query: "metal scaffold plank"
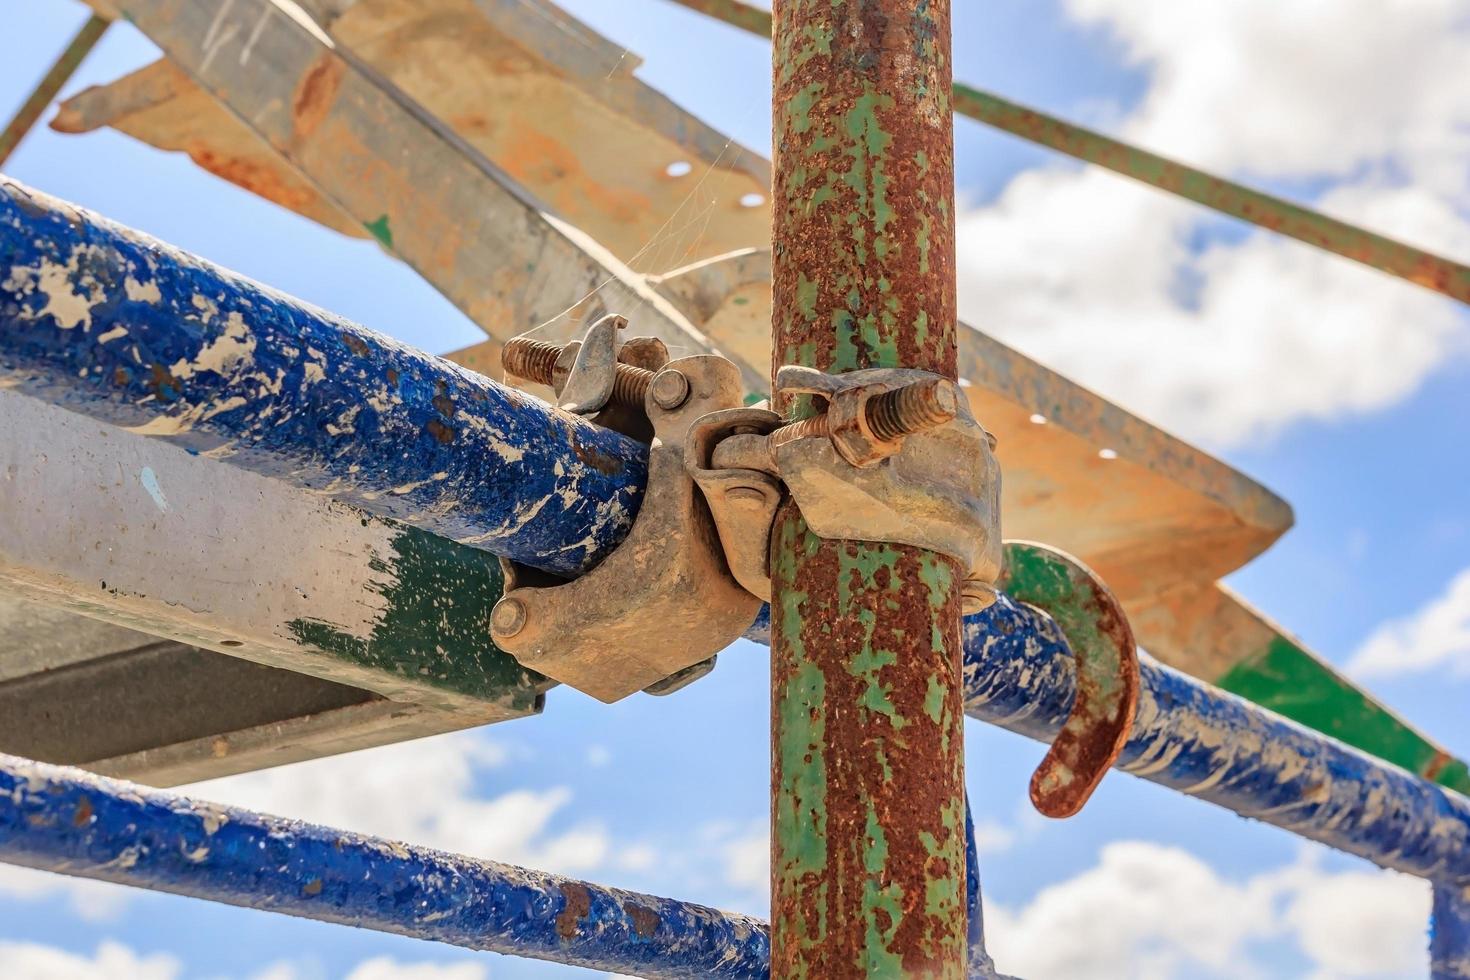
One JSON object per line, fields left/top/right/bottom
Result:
{"left": 84, "top": 0, "right": 766, "bottom": 392}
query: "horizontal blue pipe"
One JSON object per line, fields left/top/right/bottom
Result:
{"left": 5, "top": 179, "right": 1469, "bottom": 887}
{"left": 0, "top": 754, "right": 767, "bottom": 979}
{"left": 964, "top": 596, "right": 1470, "bottom": 883}
{"left": 0, "top": 178, "right": 646, "bottom": 577}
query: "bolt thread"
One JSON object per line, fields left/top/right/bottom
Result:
{"left": 502, "top": 338, "right": 654, "bottom": 409}
{"left": 765, "top": 378, "right": 958, "bottom": 456}
{"left": 767, "top": 414, "right": 829, "bottom": 457}
{"left": 501, "top": 338, "right": 561, "bottom": 385}
{"left": 613, "top": 364, "right": 655, "bottom": 407}
{"left": 866, "top": 378, "right": 959, "bottom": 441}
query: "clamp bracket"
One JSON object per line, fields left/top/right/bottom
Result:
{"left": 692, "top": 366, "right": 1003, "bottom": 611}
{"left": 493, "top": 329, "right": 760, "bottom": 703}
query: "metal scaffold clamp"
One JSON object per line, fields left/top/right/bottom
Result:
{"left": 491, "top": 316, "right": 762, "bottom": 703}
{"left": 689, "top": 364, "right": 1004, "bottom": 612}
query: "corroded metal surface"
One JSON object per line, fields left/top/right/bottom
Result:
{"left": 0, "top": 754, "right": 770, "bottom": 979}
{"left": 0, "top": 13, "right": 109, "bottom": 166}
{"left": 965, "top": 595, "right": 1470, "bottom": 883}
{"left": 666, "top": 0, "right": 1470, "bottom": 305}
{"left": 0, "top": 178, "right": 646, "bottom": 577}
{"left": 1435, "top": 883, "right": 1470, "bottom": 979}
{"left": 56, "top": 0, "right": 771, "bottom": 278}
{"left": 998, "top": 543, "right": 1138, "bottom": 818}
{"left": 769, "top": 0, "right": 968, "bottom": 975}
{"left": 493, "top": 355, "right": 761, "bottom": 702}
{"left": 648, "top": 251, "right": 1294, "bottom": 603}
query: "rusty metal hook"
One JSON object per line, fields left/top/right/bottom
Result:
{"left": 998, "top": 541, "right": 1140, "bottom": 819}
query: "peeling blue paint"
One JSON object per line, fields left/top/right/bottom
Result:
{"left": 963, "top": 594, "right": 1470, "bottom": 883}
{"left": 0, "top": 755, "right": 768, "bottom": 979}
{"left": 1433, "top": 883, "right": 1470, "bottom": 978}
{"left": 0, "top": 178, "right": 646, "bottom": 577}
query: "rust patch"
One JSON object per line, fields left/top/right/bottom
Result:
{"left": 555, "top": 882, "right": 591, "bottom": 941}
{"left": 999, "top": 542, "right": 1139, "bottom": 819}
{"left": 623, "top": 902, "right": 660, "bottom": 938}
{"left": 431, "top": 393, "right": 457, "bottom": 417}
{"left": 72, "top": 796, "right": 92, "bottom": 827}
{"left": 570, "top": 427, "right": 624, "bottom": 476}
{"left": 145, "top": 363, "right": 180, "bottom": 401}
{"left": 342, "top": 333, "right": 371, "bottom": 357}
{"left": 302, "top": 878, "right": 323, "bottom": 896}
{"left": 425, "top": 419, "right": 456, "bottom": 445}
{"left": 291, "top": 54, "right": 346, "bottom": 144}
{"left": 185, "top": 147, "right": 316, "bottom": 214}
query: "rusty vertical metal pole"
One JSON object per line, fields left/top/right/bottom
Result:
{"left": 770, "top": 2, "right": 966, "bottom": 976}
{"left": 0, "top": 14, "right": 110, "bottom": 168}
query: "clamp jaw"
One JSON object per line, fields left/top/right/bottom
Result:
{"left": 691, "top": 365, "right": 1003, "bottom": 612}
{"left": 492, "top": 326, "right": 761, "bottom": 704}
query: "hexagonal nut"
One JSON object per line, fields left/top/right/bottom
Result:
{"left": 827, "top": 385, "right": 903, "bottom": 468}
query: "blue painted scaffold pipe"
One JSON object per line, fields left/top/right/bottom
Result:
{"left": 965, "top": 597, "right": 1470, "bottom": 883}
{"left": 0, "top": 753, "right": 768, "bottom": 979}
{"left": 5, "top": 178, "right": 1470, "bottom": 888}
{"left": 1433, "top": 883, "right": 1470, "bottom": 979}
{"left": 0, "top": 178, "right": 646, "bottom": 578}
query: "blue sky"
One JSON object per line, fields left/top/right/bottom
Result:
{"left": 3, "top": 1, "right": 1470, "bottom": 977}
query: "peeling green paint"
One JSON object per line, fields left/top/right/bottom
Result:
{"left": 288, "top": 522, "right": 545, "bottom": 708}
{"left": 364, "top": 214, "right": 394, "bottom": 249}
{"left": 1218, "top": 636, "right": 1470, "bottom": 794}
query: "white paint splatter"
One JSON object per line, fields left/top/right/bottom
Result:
{"left": 139, "top": 467, "right": 169, "bottom": 513}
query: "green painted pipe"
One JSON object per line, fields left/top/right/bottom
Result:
{"left": 0, "top": 14, "right": 110, "bottom": 167}
{"left": 662, "top": 0, "right": 1470, "bottom": 306}
{"left": 769, "top": 0, "right": 969, "bottom": 974}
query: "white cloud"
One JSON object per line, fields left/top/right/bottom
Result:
{"left": 984, "top": 841, "right": 1427, "bottom": 980}
{"left": 1349, "top": 566, "right": 1470, "bottom": 678}
{"left": 0, "top": 940, "right": 488, "bottom": 980}
{"left": 0, "top": 863, "right": 132, "bottom": 922}
{"left": 192, "top": 732, "right": 608, "bottom": 876}
{"left": 957, "top": 0, "right": 1470, "bottom": 448}
{"left": 0, "top": 940, "right": 178, "bottom": 980}
{"left": 341, "top": 957, "right": 487, "bottom": 980}
{"left": 721, "top": 825, "right": 769, "bottom": 893}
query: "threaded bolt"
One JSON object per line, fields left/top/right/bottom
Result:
{"left": 502, "top": 337, "right": 656, "bottom": 410}
{"left": 867, "top": 377, "right": 959, "bottom": 442}
{"left": 767, "top": 377, "right": 960, "bottom": 459}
